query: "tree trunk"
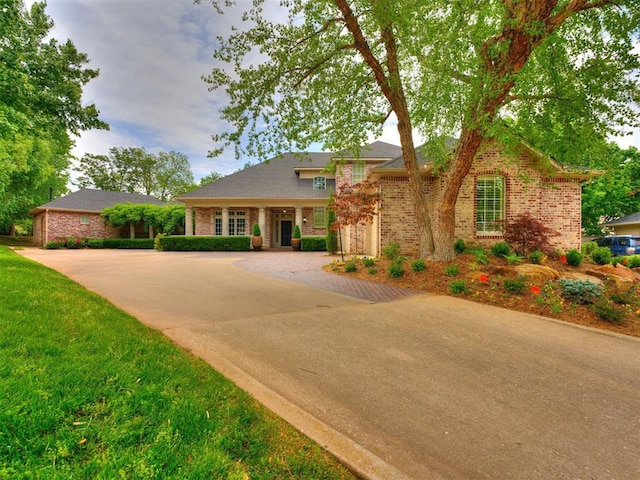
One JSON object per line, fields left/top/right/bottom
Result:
{"left": 431, "top": 128, "right": 484, "bottom": 261}
{"left": 396, "top": 109, "right": 433, "bottom": 258}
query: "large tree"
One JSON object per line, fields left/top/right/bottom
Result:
{"left": 75, "top": 147, "right": 196, "bottom": 201}
{"left": 202, "top": 0, "right": 640, "bottom": 260}
{"left": 582, "top": 144, "right": 640, "bottom": 234}
{"left": 0, "top": 0, "right": 107, "bottom": 233}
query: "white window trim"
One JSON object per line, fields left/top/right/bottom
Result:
{"left": 476, "top": 175, "right": 505, "bottom": 236}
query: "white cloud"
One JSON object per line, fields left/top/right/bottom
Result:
{"left": 42, "top": 0, "right": 247, "bottom": 179}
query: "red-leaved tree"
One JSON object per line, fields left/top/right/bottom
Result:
{"left": 330, "top": 181, "right": 381, "bottom": 255}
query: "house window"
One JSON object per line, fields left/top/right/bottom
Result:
{"left": 313, "top": 207, "right": 326, "bottom": 228}
{"left": 352, "top": 162, "right": 365, "bottom": 184}
{"left": 229, "top": 211, "right": 246, "bottom": 236}
{"left": 476, "top": 175, "right": 505, "bottom": 235}
{"left": 215, "top": 211, "right": 222, "bottom": 236}
{"left": 313, "top": 176, "right": 326, "bottom": 190}
{"left": 79, "top": 216, "right": 90, "bottom": 225}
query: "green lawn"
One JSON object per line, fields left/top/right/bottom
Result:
{"left": 0, "top": 247, "right": 355, "bottom": 479}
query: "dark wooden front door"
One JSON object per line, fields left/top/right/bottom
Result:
{"left": 281, "top": 220, "right": 292, "bottom": 247}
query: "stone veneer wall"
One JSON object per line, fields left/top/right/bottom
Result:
{"left": 34, "top": 211, "right": 121, "bottom": 246}
{"left": 379, "top": 146, "right": 584, "bottom": 256}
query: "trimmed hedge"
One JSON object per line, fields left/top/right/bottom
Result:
{"left": 301, "top": 236, "right": 326, "bottom": 251}
{"left": 102, "top": 238, "right": 155, "bottom": 249}
{"left": 158, "top": 235, "right": 251, "bottom": 251}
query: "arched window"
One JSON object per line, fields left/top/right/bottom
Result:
{"left": 476, "top": 175, "right": 505, "bottom": 235}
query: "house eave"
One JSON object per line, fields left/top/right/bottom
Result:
{"left": 29, "top": 207, "right": 103, "bottom": 217}
{"left": 176, "top": 196, "right": 329, "bottom": 208}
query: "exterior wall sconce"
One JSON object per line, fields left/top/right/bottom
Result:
{"left": 303, "top": 217, "right": 307, "bottom": 223}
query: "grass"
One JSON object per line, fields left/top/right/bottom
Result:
{"left": 0, "top": 247, "right": 354, "bottom": 479}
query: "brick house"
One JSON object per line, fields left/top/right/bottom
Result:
{"left": 30, "top": 189, "right": 166, "bottom": 247}
{"left": 177, "top": 140, "right": 594, "bottom": 255}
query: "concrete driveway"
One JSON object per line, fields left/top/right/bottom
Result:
{"left": 18, "top": 248, "right": 640, "bottom": 480}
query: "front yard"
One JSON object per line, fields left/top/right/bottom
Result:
{"left": 328, "top": 245, "right": 640, "bottom": 339}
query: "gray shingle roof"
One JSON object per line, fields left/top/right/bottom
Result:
{"left": 603, "top": 212, "right": 640, "bottom": 226}
{"left": 179, "top": 142, "right": 403, "bottom": 200}
{"left": 180, "top": 152, "right": 336, "bottom": 199}
{"left": 31, "top": 188, "right": 166, "bottom": 214}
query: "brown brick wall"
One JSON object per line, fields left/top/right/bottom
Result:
{"left": 379, "top": 146, "right": 583, "bottom": 256}
{"left": 35, "top": 211, "right": 121, "bottom": 246}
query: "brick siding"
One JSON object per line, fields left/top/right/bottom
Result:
{"left": 379, "top": 145, "right": 583, "bottom": 256}
{"left": 34, "top": 211, "right": 121, "bottom": 246}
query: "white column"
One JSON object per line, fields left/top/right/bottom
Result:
{"left": 258, "top": 208, "right": 266, "bottom": 246}
{"left": 222, "top": 207, "right": 229, "bottom": 236}
{"left": 185, "top": 207, "right": 193, "bottom": 236}
{"left": 129, "top": 223, "right": 135, "bottom": 239}
{"left": 148, "top": 225, "right": 154, "bottom": 239}
{"left": 295, "top": 207, "right": 303, "bottom": 232}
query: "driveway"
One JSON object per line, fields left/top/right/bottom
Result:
{"left": 18, "top": 248, "right": 640, "bottom": 480}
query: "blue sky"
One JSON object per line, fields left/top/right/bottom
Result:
{"left": 37, "top": 1, "right": 640, "bottom": 183}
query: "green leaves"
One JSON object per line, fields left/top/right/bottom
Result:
{"left": 75, "top": 148, "right": 196, "bottom": 201}
{"left": 0, "top": 0, "right": 107, "bottom": 232}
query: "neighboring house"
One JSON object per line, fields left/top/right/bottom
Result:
{"left": 177, "top": 140, "right": 595, "bottom": 256}
{"left": 601, "top": 212, "right": 640, "bottom": 235}
{"left": 30, "top": 189, "right": 166, "bottom": 247}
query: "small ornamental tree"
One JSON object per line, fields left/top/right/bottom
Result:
{"left": 504, "top": 213, "right": 559, "bottom": 256}
{"left": 325, "top": 204, "right": 338, "bottom": 254}
{"left": 330, "top": 181, "right": 381, "bottom": 255}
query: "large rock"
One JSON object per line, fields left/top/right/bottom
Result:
{"left": 513, "top": 264, "right": 559, "bottom": 284}
{"left": 585, "top": 264, "right": 636, "bottom": 295}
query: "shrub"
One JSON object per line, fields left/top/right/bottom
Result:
{"left": 325, "top": 208, "right": 338, "bottom": 254}
{"left": 449, "top": 280, "right": 469, "bottom": 294}
{"left": 528, "top": 250, "right": 545, "bottom": 265}
{"left": 565, "top": 249, "right": 583, "bottom": 267}
{"left": 102, "top": 238, "right": 155, "bottom": 249}
{"left": 627, "top": 255, "right": 640, "bottom": 269}
{"left": 504, "top": 213, "right": 559, "bottom": 255}
{"left": 158, "top": 235, "right": 250, "bottom": 251}
{"left": 503, "top": 277, "right": 526, "bottom": 294}
{"left": 292, "top": 224, "right": 301, "bottom": 239}
{"left": 592, "top": 298, "right": 625, "bottom": 324}
{"left": 558, "top": 279, "right": 603, "bottom": 304}
{"left": 367, "top": 268, "right": 378, "bottom": 275}
{"left": 411, "top": 259, "right": 426, "bottom": 272}
{"left": 382, "top": 241, "right": 401, "bottom": 261}
{"left": 444, "top": 265, "right": 459, "bottom": 276}
{"left": 472, "top": 247, "right": 489, "bottom": 265}
{"left": 45, "top": 239, "right": 65, "bottom": 249}
{"left": 252, "top": 223, "right": 261, "bottom": 236}
{"left": 362, "top": 257, "right": 375, "bottom": 267}
{"left": 388, "top": 259, "right": 405, "bottom": 278}
{"left": 86, "top": 238, "right": 105, "bottom": 249}
{"left": 491, "top": 241, "right": 511, "bottom": 257}
{"left": 301, "top": 237, "right": 326, "bottom": 251}
{"left": 344, "top": 261, "right": 357, "bottom": 273}
{"left": 453, "top": 238, "right": 467, "bottom": 254}
{"left": 503, "top": 252, "right": 524, "bottom": 265}
{"left": 581, "top": 241, "right": 598, "bottom": 256}
{"left": 65, "top": 237, "right": 85, "bottom": 249}
{"left": 591, "top": 247, "right": 612, "bottom": 265}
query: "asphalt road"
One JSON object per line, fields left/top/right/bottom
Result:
{"left": 18, "top": 248, "right": 640, "bottom": 480}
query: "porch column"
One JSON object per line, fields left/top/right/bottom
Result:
{"left": 185, "top": 206, "right": 193, "bottom": 236}
{"left": 129, "top": 223, "right": 135, "bottom": 239}
{"left": 295, "top": 207, "right": 303, "bottom": 232}
{"left": 222, "top": 207, "right": 229, "bottom": 236}
{"left": 258, "top": 208, "right": 267, "bottom": 247}
{"left": 148, "top": 225, "right": 154, "bottom": 239}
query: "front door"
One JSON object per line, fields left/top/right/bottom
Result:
{"left": 281, "top": 220, "right": 292, "bottom": 247}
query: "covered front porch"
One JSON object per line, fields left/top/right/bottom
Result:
{"left": 183, "top": 201, "right": 328, "bottom": 249}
